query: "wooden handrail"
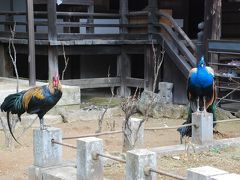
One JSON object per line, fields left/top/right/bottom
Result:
{"left": 157, "top": 11, "right": 196, "bottom": 53}
{"left": 127, "top": 11, "right": 148, "bottom": 16}
{"left": 0, "top": 11, "right": 26, "bottom": 15}
{"left": 57, "top": 12, "right": 120, "bottom": 18}
{"left": 154, "top": 23, "right": 196, "bottom": 67}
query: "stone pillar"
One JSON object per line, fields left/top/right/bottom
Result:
{"left": 77, "top": 137, "right": 103, "bottom": 180}
{"left": 187, "top": 166, "right": 228, "bottom": 180}
{"left": 191, "top": 112, "right": 213, "bottom": 145}
{"left": 123, "top": 117, "right": 145, "bottom": 152}
{"left": 126, "top": 149, "right": 157, "bottom": 180}
{"left": 158, "top": 82, "right": 173, "bottom": 104}
{"left": 33, "top": 127, "right": 62, "bottom": 167}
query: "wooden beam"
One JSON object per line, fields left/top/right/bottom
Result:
{"left": 5, "top": 0, "right": 13, "bottom": 32}
{"left": 203, "top": 0, "right": 222, "bottom": 60}
{"left": 27, "top": 0, "right": 36, "bottom": 86}
{"left": 61, "top": 0, "right": 94, "bottom": 5}
{"left": 48, "top": 46, "right": 58, "bottom": 78}
{"left": 34, "top": 0, "right": 94, "bottom": 5}
{"left": 126, "top": 77, "right": 144, "bottom": 88}
{"left": 0, "top": 44, "right": 12, "bottom": 77}
{"left": 148, "top": 0, "right": 158, "bottom": 39}
{"left": 48, "top": 0, "right": 57, "bottom": 41}
{"left": 47, "top": 0, "right": 58, "bottom": 78}
{"left": 86, "top": 4, "right": 94, "bottom": 33}
{"left": 119, "top": 0, "right": 128, "bottom": 34}
{"left": 117, "top": 50, "right": 131, "bottom": 97}
{"left": 62, "top": 77, "right": 120, "bottom": 89}
{"left": 144, "top": 46, "right": 154, "bottom": 91}
{"left": 56, "top": 12, "right": 120, "bottom": 18}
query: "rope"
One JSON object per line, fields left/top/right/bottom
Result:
{"left": 92, "top": 152, "right": 126, "bottom": 163}
{"left": 145, "top": 123, "right": 194, "bottom": 131}
{"left": 214, "top": 118, "right": 240, "bottom": 124}
{"left": 51, "top": 139, "right": 77, "bottom": 149}
{"left": 62, "top": 130, "right": 123, "bottom": 140}
{"left": 62, "top": 118, "right": 240, "bottom": 140}
{"left": 145, "top": 167, "right": 186, "bottom": 180}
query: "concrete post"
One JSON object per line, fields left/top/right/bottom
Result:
{"left": 192, "top": 112, "right": 213, "bottom": 145}
{"left": 77, "top": 137, "right": 103, "bottom": 180}
{"left": 126, "top": 149, "right": 157, "bottom": 180}
{"left": 123, "top": 117, "right": 145, "bottom": 152}
{"left": 33, "top": 127, "right": 62, "bottom": 167}
{"left": 158, "top": 82, "right": 173, "bottom": 104}
{"left": 187, "top": 166, "right": 228, "bottom": 180}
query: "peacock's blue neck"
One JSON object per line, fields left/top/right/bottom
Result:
{"left": 191, "top": 66, "right": 214, "bottom": 88}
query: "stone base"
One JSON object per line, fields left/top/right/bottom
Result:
{"left": 28, "top": 161, "right": 76, "bottom": 180}
{"left": 187, "top": 166, "right": 228, "bottom": 180}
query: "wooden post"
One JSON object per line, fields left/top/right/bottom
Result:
{"left": 0, "top": 45, "right": 12, "bottom": 77}
{"left": 203, "top": 0, "right": 222, "bottom": 60}
{"left": 117, "top": 50, "right": 131, "bottom": 97}
{"left": 48, "top": 0, "right": 58, "bottom": 78}
{"left": 86, "top": 4, "right": 94, "bottom": 34}
{"left": 148, "top": 0, "right": 158, "bottom": 39}
{"left": 196, "top": 22, "right": 204, "bottom": 62}
{"left": 119, "top": 0, "right": 128, "bottom": 36}
{"left": 144, "top": 47, "right": 154, "bottom": 91}
{"left": 5, "top": 0, "right": 13, "bottom": 31}
{"left": 27, "top": 0, "right": 36, "bottom": 86}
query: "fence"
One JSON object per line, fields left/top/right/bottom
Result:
{"left": 29, "top": 111, "right": 240, "bottom": 180}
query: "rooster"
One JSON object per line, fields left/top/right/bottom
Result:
{"left": 177, "top": 56, "right": 217, "bottom": 141}
{"left": 0, "top": 75, "right": 62, "bottom": 144}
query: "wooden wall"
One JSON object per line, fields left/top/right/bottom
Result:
{"left": 222, "top": 1, "right": 240, "bottom": 38}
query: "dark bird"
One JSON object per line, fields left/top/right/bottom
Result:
{"left": 0, "top": 75, "right": 62, "bottom": 144}
{"left": 177, "top": 56, "right": 217, "bottom": 142}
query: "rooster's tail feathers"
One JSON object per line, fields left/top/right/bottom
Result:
{"left": 6, "top": 111, "right": 22, "bottom": 145}
{"left": 0, "top": 92, "right": 25, "bottom": 114}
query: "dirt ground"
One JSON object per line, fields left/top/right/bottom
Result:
{"left": 0, "top": 105, "right": 240, "bottom": 180}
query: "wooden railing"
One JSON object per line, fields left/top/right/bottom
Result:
{"left": 61, "top": 77, "right": 144, "bottom": 89}
{"left": 0, "top": 11, "right": 150, "bottom": 40}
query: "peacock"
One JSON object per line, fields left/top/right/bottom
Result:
{"left": 177, "top": 56, "right": 217, "bottom": 141}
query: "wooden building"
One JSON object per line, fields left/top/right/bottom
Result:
{"left": 0, "top": 0, "right": 239, "bottom": 109}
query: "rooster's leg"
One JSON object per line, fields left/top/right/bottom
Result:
{"left": 197, "top": 97, "right": 200, "bottom": 112}
{"left": 40, "top": 118, "right": 45, "bottom": 130}
{"left": 203, "top": 97, "right": 207, "bottom": 113}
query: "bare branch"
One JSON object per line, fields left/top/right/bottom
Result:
{"left": 96, "top": 66, "right": 115, "bottom": 133}
{"left": 121, "top": 40, "right": 165, "bottom": 151}
{"left": 8, "top": 22, "right": 19, "bottom": 92}
{"left": 152, "top": 40, "right": 165, "bottom": 92}
{"left": 216, "top": 77, "right": 240, "bottom": 106}
{"left": 61, "top": 44, "right": 69, "bottom": 80}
